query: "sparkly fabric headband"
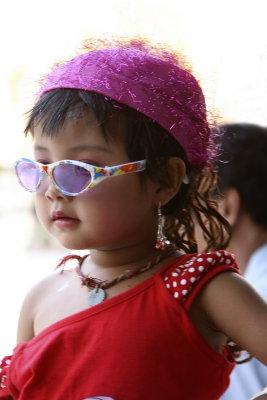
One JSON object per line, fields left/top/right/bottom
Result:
{"left": 40, "top": 41, "right": 214, "bottom": 169}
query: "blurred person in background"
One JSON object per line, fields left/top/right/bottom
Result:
{"left": 217, "top": 123, "right": 267, "bottom": 400}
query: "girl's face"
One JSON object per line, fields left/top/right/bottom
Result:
{"left": 33, "top": 109, "right": 159, "bottom": 251}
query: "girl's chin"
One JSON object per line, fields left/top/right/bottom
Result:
{"left": 54, "top": 236, "right": 92, "bottom": 251}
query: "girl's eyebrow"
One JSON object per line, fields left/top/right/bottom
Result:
{"left": 68, "top": 145, "right": 113, "bottom": 153}
{"left": 34, "top": 145, "right": 49, "bottom": 151}
{"left": 34, "top": 144, "right": 113, "bottom": 153}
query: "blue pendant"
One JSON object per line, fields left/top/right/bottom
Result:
{"left": 88, "top": 287, "right": 106, "bottom": 306}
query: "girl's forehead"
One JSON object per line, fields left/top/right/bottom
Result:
{"left": 34, "top": 109, "right": 102, "bottom": 141}
{"left": 34, "top": 106, "right": 125, "bottom": 143}
{"left": 33, "top": 114, "right": 127, "bottom": 160}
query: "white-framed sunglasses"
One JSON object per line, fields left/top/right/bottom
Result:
{"left": 14, "top": 158, "right": 146, "bottom": 196}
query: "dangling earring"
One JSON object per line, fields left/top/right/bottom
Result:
{"left": 155, "top": 203, "right": 170, "bottom": 250}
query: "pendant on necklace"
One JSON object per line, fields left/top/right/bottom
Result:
{"left": 88, "top": 287, "right": 106, "bottom": 306}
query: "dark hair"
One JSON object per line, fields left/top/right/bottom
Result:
{"left": 216, "top": 123, "right": 267, "bottom": 230}
{"left": 25, "top": 88, "right": 231, "bottom": 253}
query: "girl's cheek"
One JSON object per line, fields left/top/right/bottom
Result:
{"left": 76, "top": 181, "right": 109, "bottom": 199}
{"left": 77, "top": 189, "right": 93, "bottom": 199}
{"left": 33, "top": 193, "right": 44, "bottom": 211}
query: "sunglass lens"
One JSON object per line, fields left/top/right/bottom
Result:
{"left": 16, "top": 161, "right": 40, "bottom": 191}
{"left": 53, "top": 164, "right": 92, "bottom": 194}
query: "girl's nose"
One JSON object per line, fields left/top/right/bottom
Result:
{"left": 44, "top": 180, "right": 68, "bottom": 201}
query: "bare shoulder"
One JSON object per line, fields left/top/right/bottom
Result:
{"left": 199, "top": 271, "right": 267, "bottom": 364}
{"left": 16, "top": 270, "right": 71, "bottom": 344}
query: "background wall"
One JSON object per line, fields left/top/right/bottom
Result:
{"left": 1, "top": 0, "right": 267, "bottom": 357}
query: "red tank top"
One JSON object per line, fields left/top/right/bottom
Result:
{"left": 0, "top": 251, "right": 238, "bottom": 400}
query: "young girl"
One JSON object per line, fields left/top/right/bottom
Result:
{"left": 1, "top": 39, "right": 267, "bottom": 400}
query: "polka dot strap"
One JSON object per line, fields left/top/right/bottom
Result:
{"left": 162, "top": 250, "right": 238, "bottom": 308}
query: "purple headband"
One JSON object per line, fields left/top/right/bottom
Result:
{"left": 40, "top": 42, "right": 214, "bottom": 168}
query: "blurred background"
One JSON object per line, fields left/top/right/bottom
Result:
{"left": 1, "top": 0, "right": 267, "bottom": 358}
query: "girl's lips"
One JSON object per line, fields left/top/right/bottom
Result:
{"left": 53, "top": 217, "right": 80, "bottom": 228}
{"left": 52, "top": 211, "right": 71, "bottom": 220}
{"left": 51, "top": 211, "right": 80, "bottom": 228}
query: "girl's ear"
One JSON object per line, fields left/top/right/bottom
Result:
{"left": 217, "top": 187, "right": 241, "bottom": 227}
{"left": 154, "top": 157, "right": 186, "bottom": 206}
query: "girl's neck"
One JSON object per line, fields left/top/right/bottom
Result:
{"left": 82, "top": 243, "right": 178, "bottom": 277}
{"left": 91, "top": 243, "right": 160, "bottom": 266}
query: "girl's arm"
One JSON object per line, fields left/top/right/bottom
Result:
{"left": 201, "top": 271, "right": 267, "bottom": 365}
